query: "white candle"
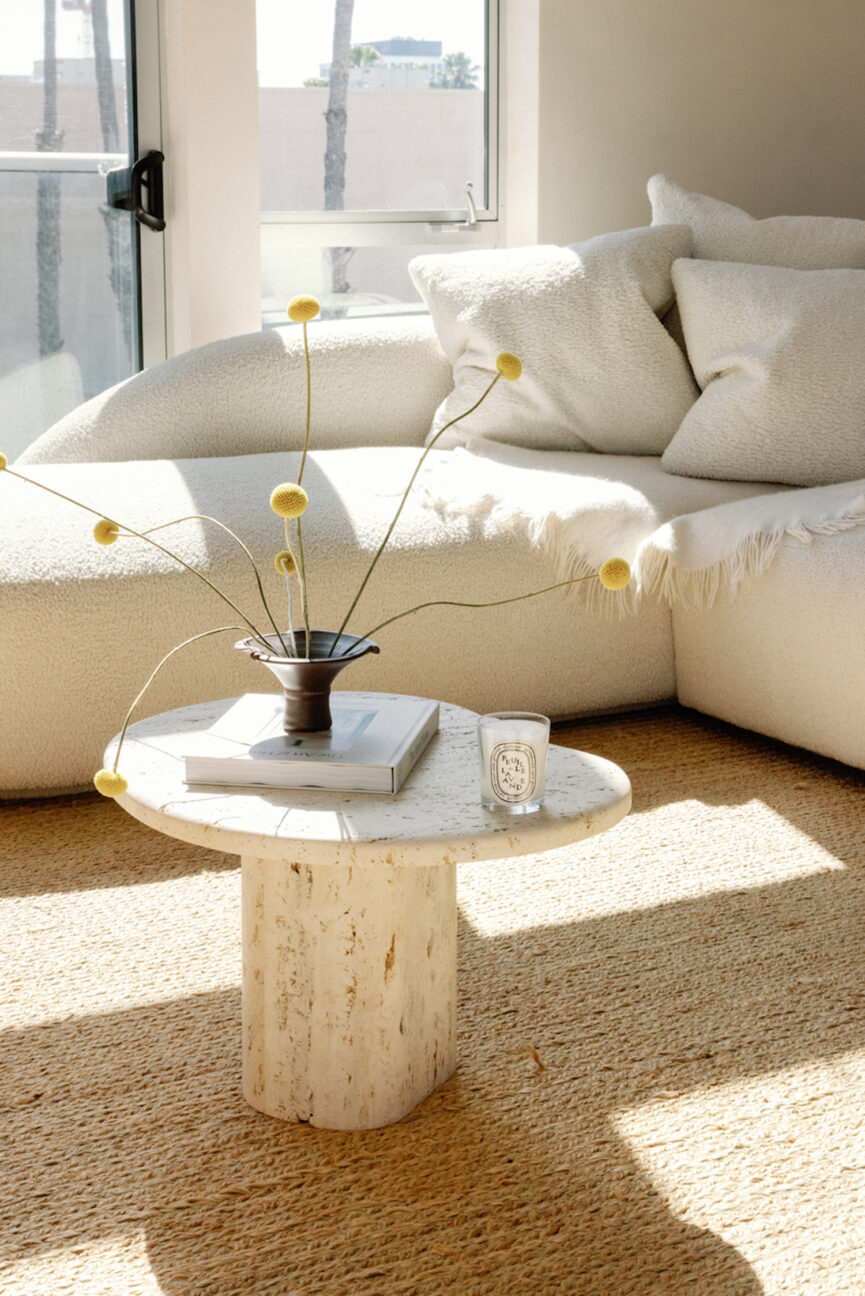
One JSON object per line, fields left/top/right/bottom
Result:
{"left": 478, "top": 712, "right": 550, "bottom": 813}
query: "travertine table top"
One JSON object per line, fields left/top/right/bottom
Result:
{"left": 108, "top": 693, "right": 631, "bottom": 866}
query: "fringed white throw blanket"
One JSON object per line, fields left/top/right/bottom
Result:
{"left": 422, "top": 438, "right": 865, "bottom": 615}
{"left": 639, "top": 481, "right": 865, "bottom": 609}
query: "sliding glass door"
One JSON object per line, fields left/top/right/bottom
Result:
{"left": 0, "top": 0, "right": 164, "bottom": 459}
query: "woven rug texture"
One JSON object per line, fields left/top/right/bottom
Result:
{"left": 1, "top": 705, "right": 864, "bottom": 1296}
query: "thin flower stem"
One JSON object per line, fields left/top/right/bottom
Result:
{"left": 287, "top": 518, "right": 311, "bottom": 658}
{"left": 4, "top": 468, "right": 273, "bottom": 651}
{"left": 109, "top": 625, "right": 249, "bottom": 773}
{"left": 348, "top": 573, "right": 602, "bottom": 650}
{"left": 289, "top": 317, "right": 313, "bottom": 657}
{"left": 140, "top": 514, "right": 288, "bottom": 654}
{"left": 298, "top": 320, "right": 312, "bottom": 486}
{"left": 283, "top": 570, "right": 298, "bottom": 657}
{"left": 328, "top": 371, "right": 502, "bottom": 655}
{"left": 295, "top": 516, "right": 312, "bottom": 657}
{"left": 276, "top": 530, "right": 300, "bottom": 656}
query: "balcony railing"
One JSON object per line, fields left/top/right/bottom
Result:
{"left": 0, "top": 150, "right": 125, "bottom": 174}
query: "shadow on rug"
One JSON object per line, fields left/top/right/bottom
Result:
{"left": 2, "top": 706, "right": 864, "bottom": 1294}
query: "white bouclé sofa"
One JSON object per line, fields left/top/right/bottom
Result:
{"left": 4, "top": 176, "right": 865, "bottom": 796}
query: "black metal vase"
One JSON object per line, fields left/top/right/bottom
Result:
{"left": 235, "top": 629, "right": 380, "bottom": 733}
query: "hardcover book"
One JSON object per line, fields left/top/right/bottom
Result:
{"left": 182, "top": 692, "right": 439, "bottom": 794}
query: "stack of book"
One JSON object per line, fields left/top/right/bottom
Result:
{"left": 182, "top": 692, "right": 439, "bottom": 794}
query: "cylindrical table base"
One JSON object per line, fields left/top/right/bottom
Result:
{"left": 241, "top": 853, "right": 457, "bottom": 1130}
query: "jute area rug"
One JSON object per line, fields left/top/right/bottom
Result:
{"left": 2, "top": 705, "right": 864, "bottom": 1296}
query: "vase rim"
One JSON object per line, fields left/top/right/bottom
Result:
{"left": 235, "top": 628, "right": 380, "bottom": 664}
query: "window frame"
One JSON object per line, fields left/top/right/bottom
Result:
{"left": 148, "top": 0, "right": 538, "bottom": 355}
{"left": 132, "top": 0, "right": 169, "bottom": 369}
{"left": 259, "top": 0, "right": 501, "bottom": 250}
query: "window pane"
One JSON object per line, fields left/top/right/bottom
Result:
{"left": 0, "top": 171, "right": 136, "bottom": 390}
{"left": 0, "top": 0, "right": 138, "bottom": 459}
{"left": 262, "top": 239, "right": 494, "bottom": 326}
{"left": 257, "top": 0, "right": 488, "bottom": 214}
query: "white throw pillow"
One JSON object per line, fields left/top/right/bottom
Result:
{"left": 662, "top": 258, "right": 865, "bottom": 487}
{"left": 648, "top": 173, "right": 865, "bottom": 268}
{"left": 409, "top": 226, "right": 698, "bottom": 454}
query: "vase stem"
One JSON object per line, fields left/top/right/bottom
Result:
{"left": 282, "top": 681, "right": 334, "bottom": 733}
{"left": 235, "top": 629, "right": 380, "bottom": 732}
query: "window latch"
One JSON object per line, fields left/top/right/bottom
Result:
{"left": 107, "top": 150, "right": 166, "bottom": 232}
{"left": 463, "top": 182, "right": 478, "bottom": 228}
{"left": 426, "top": 182, "right": 479, "bottom": 234}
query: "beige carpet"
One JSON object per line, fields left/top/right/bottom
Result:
{"left": 2, "top": 705, "right": 865, "bottom": 1296}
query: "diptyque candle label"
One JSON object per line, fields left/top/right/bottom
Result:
{"left": 490, "top": 741, "right": 538, "bottom": 803}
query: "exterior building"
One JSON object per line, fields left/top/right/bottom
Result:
{"left": 320, "top": 37, "right": 445, "bottom": 89}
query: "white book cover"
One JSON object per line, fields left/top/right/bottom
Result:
{"left": 182, "top": 693, "right": 439, "bottom": 794}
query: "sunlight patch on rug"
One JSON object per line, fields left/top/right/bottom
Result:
{"left": 611, "top": 1051, "right": 865, "bottom": 1296}
{"left": 2, "top": 871, "right": 240, "bottom": 1027}
{"left": 2, "top": 709, "right": 863, "bottom": 1296}
{"left": 458, "top": 800, "right": 846, "bottom": 938}
{"left": 0, "top": 1232, "right": 161, "bottom": 1296}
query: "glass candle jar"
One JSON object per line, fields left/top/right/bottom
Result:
{"left": 477, "top": 711, "right": 551, "bottom": 814}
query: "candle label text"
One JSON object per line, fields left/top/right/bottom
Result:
{"left": 490, "top": 742, "right": 537, "bottom": 803}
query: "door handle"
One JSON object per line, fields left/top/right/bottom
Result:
{"left": 107, "top": 150, "right": 165, "bottom": 232}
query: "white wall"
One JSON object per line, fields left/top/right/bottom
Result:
{"left": 537, "top": 0, "right": 865, "bottom": 244}
{"left": 160, "top": 0, "right": 262, "bottom": 353}
{"left": 501, "top": 0, "right": 540, "bottom": 247}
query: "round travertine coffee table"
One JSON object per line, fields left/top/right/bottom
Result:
{"left": 108, "top": 694, "right": 631, "bottom": 1130}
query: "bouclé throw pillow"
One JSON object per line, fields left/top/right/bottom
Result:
{"left": 409, "top": 226, "right": 699, "bottom": 454}
{"left": 648, "top": 173, "right": 865, "bottom": 268}
{"left": 662, "top": 258, "right": 865, "bottom": 487}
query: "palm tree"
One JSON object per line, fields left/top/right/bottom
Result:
{"left": 350, "top": 43, "right": 380, "bottom": 68}
{"left": 433, "top": 52, "right": 480, "bottom": 90}
{"left": 36, "top": 0, "right": 63, "bottom": 359}
{"left": 323, "top": 0, "right": 355, "bottom": 306}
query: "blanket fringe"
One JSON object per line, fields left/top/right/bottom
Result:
{"left": 422, "top": 486, "right": 638, "bottom": 620}
{"left": 636, "top": 500, "right": 865, "bottom": 612}
{"left": 533, "top": 515, "right": 638, "bottom": 620}
{"left": 423, "top": 453, "right": 865, "bottom": 618}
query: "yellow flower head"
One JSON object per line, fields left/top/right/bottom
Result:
{"left": 274, "top": 549, "right": 297, "bottom": 575}
{"left": 270, "top": 483, "right": 308, "bottom": 519}
{"left": 93, "top": 768, "right": 128, "bottom": 798}
{"left": 93, "top": 518, "right": 120, "bottom": 546}
{"left": 0, "top": 452, "right": 7, "bottom": 471}
{"left": 287, "top": 295, "right": 320, "bottom": 324}
{"left": 598, "top": 557, "right": 631, "bottom": 591}
{"left": 495, "top": 352, "right": 522, "bottom": 382}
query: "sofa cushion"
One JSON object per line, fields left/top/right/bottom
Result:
{"left": 0, "top": 447, "right": 685, "bottom": 794}
{"left": 672, "top": 527, "right": 865, "bottom": 771}
{"left": 662, "top": 259, "right": 865, "bottom": 487}
{"left": 409, "top": 227, "right": 699, "bottom": 456}
{"left": 648, "top": 173, "right": 865, "bottom": 268}
{"left": 0, "top": 446, "right": 775, "bottom": 795}
{"left": 17, "top": 316, "right": 452, "bottom": 466}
